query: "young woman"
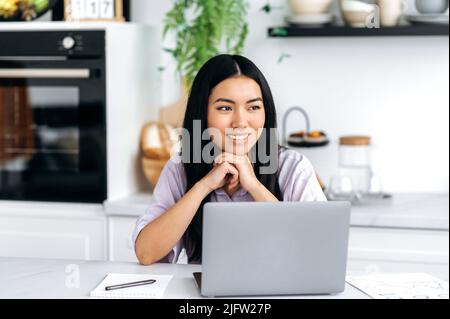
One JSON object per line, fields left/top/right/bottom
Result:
{"left": 133, "top": 54, "right": 326, "bottom": 265}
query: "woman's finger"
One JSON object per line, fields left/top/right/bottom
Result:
{"left": 215, "top": 152, "right": 243, "bottom": 166}
{"left": 214, "top": 154, "right": 224, "bottom": 165}
{"left": 223, "top": 162, "right": 239, "bottom": 184}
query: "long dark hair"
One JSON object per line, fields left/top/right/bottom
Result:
{"left": 182, "top": 54, "right": 283, "bottom": 263}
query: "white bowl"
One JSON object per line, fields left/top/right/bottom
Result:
{"left": 340, "top": 0, "right": 375, "bottom": 12}
{"left": 288, "top": 0, "right": 334, "bottom": 15}
{"left": 341, "top": 10, "right": 373, "bottom": 27}
{"left": 339, "top": 0, "right": 375, "bottom": 27}
{"left": 286, "top": 14, "right": 335, "bottom": 24}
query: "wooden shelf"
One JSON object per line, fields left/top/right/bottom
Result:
{"left": 268, "top": 25, "right": 449, "bottom": 37}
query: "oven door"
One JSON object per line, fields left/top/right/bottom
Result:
{"left": 0, "top": 59, "right": 106, "bottom": 203}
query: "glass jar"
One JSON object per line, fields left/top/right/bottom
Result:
{"left": 338, "top": 136, "right": 373, "bottom": 195}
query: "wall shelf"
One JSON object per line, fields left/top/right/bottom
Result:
{"left": 268, "top": 25, "right": 449, "bottom": 37}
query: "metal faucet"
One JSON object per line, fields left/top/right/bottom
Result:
{"left": 282, "top": 106, "right": 310, "bottom": 146}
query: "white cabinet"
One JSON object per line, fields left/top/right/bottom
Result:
{"left": 107, "top": 216, "right": 139, "bottom": 262}
{"left": 0, "top": 201, "right": 140, "bottom": 263}
{"left": 348, "top": 227, "right": 449, "bottom": 279}
{"left": 0, "top": 201, "right": 106, "bottom": 261}
{"left": 349, "top": 227, "right": 449, "bottom": 263}
{"left": 106, "top": 216, "right": 190, "bottom": 264}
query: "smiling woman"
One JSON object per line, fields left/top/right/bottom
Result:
{"left": 133, "top": 54, "right": 327, "bottom": 265}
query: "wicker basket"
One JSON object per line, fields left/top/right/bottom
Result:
{"left": 141, "top": 157, "right": 168, "bottom": 188}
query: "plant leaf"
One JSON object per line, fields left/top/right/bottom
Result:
{"left": 162, "top": 0, "right": 249, "bottom": 89}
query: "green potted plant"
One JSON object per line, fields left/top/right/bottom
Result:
{"left": 159, "top": 0, "right": 249, "bottom": 127}
{"left": 163, "top": 0, "right": 249, "bottom": 89}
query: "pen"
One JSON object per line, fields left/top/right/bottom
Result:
{"left": 105, "top": 279, "right": 156, "bottom": 291}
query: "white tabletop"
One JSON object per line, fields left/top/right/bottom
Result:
{"left": 0, "top": 257, "right": 371, "bottom": 299}
{"left": 2, "top": 257, "right": 450, "bottom": 299}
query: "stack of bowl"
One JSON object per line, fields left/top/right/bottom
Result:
{"left": 286, "top": 0, "right": 335, "bottom": 28}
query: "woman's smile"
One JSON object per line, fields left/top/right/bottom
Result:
{"left": 226, "top": 132, "right": 251, "bottom": 143}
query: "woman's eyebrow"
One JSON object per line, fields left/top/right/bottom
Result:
{"left": 213, "top": 97, "right": 263, "bottom": 104}
{"left": 246, "top": 97, "right": 263, "bottom": 104}
{"left": 213, "top": 98, "right": 235, "bottom": 104}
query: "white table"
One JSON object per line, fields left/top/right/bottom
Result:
{"left": 0, "top": 257, "right": 366, "bottom": 299}
{"left": 1, "top": 257, "right": 448, "bottom": 299}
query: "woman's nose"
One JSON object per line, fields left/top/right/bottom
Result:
{"left": 231, "top": 108, "right": 248, "bottom": 128}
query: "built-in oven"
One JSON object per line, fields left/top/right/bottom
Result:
{"left": 0, "top": 31, "right": 107, "bottom": 203}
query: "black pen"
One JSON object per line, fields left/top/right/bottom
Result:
{"left": 105, "top": 279, "right": 156, "bottom": 291}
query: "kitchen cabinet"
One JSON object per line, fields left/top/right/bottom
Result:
{"left": 0, "top": 201, "right": 106, "bottom": 260}
{"left": 107, "top": 216, "right": 138, "bottom": 263}
{"left": 349, "top": 227, "right": 448, "bottom": 264}
{"left": 347, "top": 227, "right": 449, "bottom": 279}
{"left": 0, "top": 201, "right": 138, "bottom": 263}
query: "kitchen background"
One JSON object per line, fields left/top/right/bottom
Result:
{"left": 0, "top": 0, "right": 448, "bottom": 274}
{"left": 131, "top": 0, "right": 449, "bottom": 194}
{"left": 17, "top": 0, "right": 449, "bottom": 194}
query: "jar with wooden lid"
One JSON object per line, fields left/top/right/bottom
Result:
{"left": 338, "top": 136, "right": 373, "bottom": 195}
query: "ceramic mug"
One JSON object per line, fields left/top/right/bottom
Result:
{"left": 376, "top": 0, "right": 407, "bottom": 26}
{"left": 415, "top": 0, "right": 449, "bottom": 14}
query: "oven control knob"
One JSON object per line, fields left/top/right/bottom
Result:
{"left": 62, "top": 36, "right": 76, "bottom": 50}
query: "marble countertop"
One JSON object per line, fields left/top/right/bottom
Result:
{"left": 349, "top": 193, "right": 449, "bottom": 230}
{"left": 2, "top": 256, "right": 449, "bottom": 299}
{"left": 0, "top": 257, "right": 369, "bottom": 299}
{"left": 104, "top": 193, "right": 449, "bottom": 231}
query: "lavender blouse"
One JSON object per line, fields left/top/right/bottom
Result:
{"left": 132, "top": 149, "right": 327, "bottom": 263}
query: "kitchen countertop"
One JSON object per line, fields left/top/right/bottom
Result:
{"left": 0, "top": 257, "right": 366, "bottom": 299}
{"left": 104, "top": 193, "right": 449, "bottom": 231}
{"left": 2, "top": 256, "right": 448, "bottom": 299}
{"left": 0, "top": 257, "right": 409, "bottom": 299}
{"left": 349, "top": 193, "right": 449, "bottom": 230}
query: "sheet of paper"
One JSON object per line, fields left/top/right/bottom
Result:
{"left": 90, "top": 273, "right": 173, "bottom": 298}
{"left": 347, "top": 273, "right": 449, "bottom": 299}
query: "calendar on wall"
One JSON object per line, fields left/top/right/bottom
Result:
{"left": 64, "top": 0, "right": 124, "bottom": 21}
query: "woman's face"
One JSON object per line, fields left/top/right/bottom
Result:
{"left": 207, "top": 76, "right": 266, "bottom": 155}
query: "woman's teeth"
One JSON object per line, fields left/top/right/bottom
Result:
{"left": 227, "top": 134, "right": 250, "bottom": 140}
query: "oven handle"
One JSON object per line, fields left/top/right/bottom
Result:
{"left": 0, "top": 68, "right": 90, "bottom": 79}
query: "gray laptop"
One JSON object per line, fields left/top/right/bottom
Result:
{"left": 194, "top": 201, "right": 351, "bottom": 297}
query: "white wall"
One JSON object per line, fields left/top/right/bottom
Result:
{"left": 131, "top": 0, "right": 449, "bottom": 194}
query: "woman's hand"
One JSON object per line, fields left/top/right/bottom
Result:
{"left": 214, "top": 152, "right": 279, "bottom": 202}
{"left": 214, "top": 152, "right": 261, "bottom": 193}
{"left": 199, "top": 161, "right": 239, "bottom": 194}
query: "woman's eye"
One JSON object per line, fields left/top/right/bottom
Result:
{"left": 249, "top": 105, "right": 261, "bottom": 111}
{"left": 217, "top": 106, "right": 232, "bottom": 111}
